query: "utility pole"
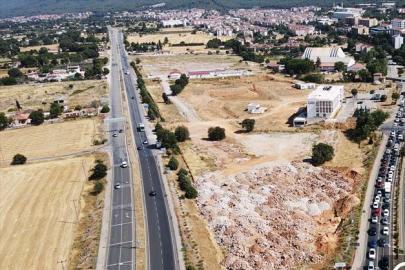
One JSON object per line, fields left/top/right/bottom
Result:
{"left": 57, "top": 260, "right": 67, "bottom": 270}
{"left": 71, "top": 199, "right": 79, "bottom": 222}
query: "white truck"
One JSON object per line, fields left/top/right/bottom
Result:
{"left": 138, "top": 123, "right": 145, "bottom": 131}
{"left": 384, "top": 182, "right": 391, "bottom": 194}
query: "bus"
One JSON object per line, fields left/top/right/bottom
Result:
{"left": 139, "top": 123, "right": 145, "bottom": 132}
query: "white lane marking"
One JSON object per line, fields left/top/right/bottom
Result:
{"left": 107, "top": 260, "right": 133, "bottom": 267}
{"left": 111, "top": 222, "right": 133, "bottom": 227}
{"left": 110, "top": 240, "right": 133, "bottom": 246}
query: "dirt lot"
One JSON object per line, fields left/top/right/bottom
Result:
{"left": 0, "top": 80, "right": 108, "bottom": 112}
{"left": 19, "top": 43, "right": 59, "bottom": 52}
{"left": 0, "top": 119, "right": 99, "bottom": 162}
{"left": 0, "top": 156, "right": 94, "bottom": 270}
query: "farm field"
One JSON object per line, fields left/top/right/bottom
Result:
{"left": 0, "top": 119, "right": 99, "bottom": 162}
{"left": 0, "top": 156, "right": 94, "bottom": 270}
{"left": 19, "top": 43, "right": 59, "bottom": 52}
{"left": 0, "top": 80, "right": 108, "bottom": 112}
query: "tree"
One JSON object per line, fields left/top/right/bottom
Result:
{"left": 136, "top": 58, "right": 141, "bottom": 64}
{"left": 50, "top": 103, "right": 63, "bottom": 116}
{"left": 170, "top": 84, "right": 183, "bottom": 95}
{"left": 208, "top": 126, "right": 226, "bottom": 141}
{"left": 312, "top": 143, "right": 334, "bottom": 166}
{"left": 168, "top": 157, "right": 179, "bottom": 170}
{"left": 8, "top": 68, "right": 23, "bottom": 78}
{"left": 185, "top": 186, "right": 198, "bottom": 199}
{"left": 175, "top": 125, "right": 190, "bottom": 142}
{"left": 74, "top": 72, "right": 83, "bottom": 79}
{"left": 11, "top": 154, "right": 27, "bottom": 165}
{"left": 89, "top": 161, "right": 107, "bottom": 180}
{"left": 392, "top": 92, "right": 400, "bottom": 101}
{"left": 160, "top": 129, "right": 178, "bottom": 149}
{"left": 162, "top": 93, "right": 171, "bottom": 104}
{"left": 101, "top": 105, "right": 110, "bottom": 113}
{"left": 102, "top": 68, "right": 110, "bottom": 75}
{"left": 29, "top": 110, "right": 44, "bottom": 125}
{"left": 334, "top": 61, "right": 346, "bottom": 72}
{"left": 69, "top": 84, "right": 74, "bottom": 89}
{"left": 2, "top": 77, "right": 17, "bottom": 85}
{"left": 92, "top": 181, "right": 104, "bottom": 196}
{"left": 241, "top": 119, "right": 255, "bottom": 132}
{"left": 16, "top": 100, "right": 22, "bottom": 110}
{"left": 0, "top": 112, "right": 11, "bottom": 130}
{"left": 380, "top": 95, "right": 387, "bottom": 102}
{"left": 351, "top": 88, "right": 358, "bottom": 97}
{"left": 358, "top": 69, "right": 372, "bottom": 82}
{"left": 315, "top": 57, "right": 321, "bottom": 69}
{"left": 164, "top": 37, "right": 169, "bottom": 45}
{"left": 155, "top": 122, "right": 164, "bottom": 138}
{"left": 398, "top": 68, "right": 404, "bottom": 77}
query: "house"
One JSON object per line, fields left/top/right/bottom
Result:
{"left": 11, "top": 110, "right": 33, "bottom": 126}
{"left": 247, "top": 103, "right": 267, "bottom": 114}
{"left": 301, "top": 47, "right": 355, "bottom": 70}
{"left": 53, "top": 96, "right": 67, "bottom": 104}
{"left": 351, "top": 25, "right": 369, "bottom": 35}
{"left": 358, "top": 17, "right": 378, "bottom": 27}
{"left": 355, "top": 43, "right": 374, "bottom": 53}
{"left": 374, "top": 73, "right": 386, "bottom": 82}
{"left": 391, "top": 18, "right": 405, "bottom": 29}
{"left": 294, "top": 83, "right": 316, "bottom": 90}
{"left": 307, "top": 85, "right": 345, "bottom": 118}
{"left": 168, "top": 69, "right": 182, "bottom": 80}
{"left": 346, "top": 62, "right": 366, "bottom": 72}
{"left": 82, "top": 108, "right": 95, "bottom": 116}
{"left": 65, "top": 111, "right": 81, "bottom": 119}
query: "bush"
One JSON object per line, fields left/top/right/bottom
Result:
{"left": 178, "top": 168, "right": 188, "bottom": 176}
{"left": 29, "top": 110, "right": 45, "bottom": 125}
{"left": 208, "top": 126, "right": 226, "bottom": 141}
{"left": 179, "top": 175, "right": 191, "bottom": 190}
{"left": 11, "top": 153, "right": 27, "bottom": 165}
{"left": 175, "top": 125, "right": 190, "bottom": 142}
{"left": 101, "top": 105, "right": 110, "bottom": 113}
{"left": 312, "top": 143, "right": 334, "bottom": 166}
{"left": 241, "top": 119, "right": 255, "bottom": 132}
{"left": 380, "top": 95, "right": 387, "bottom": 102}
{"left": 92, "top": 181, "right": 104, "bottom": 195}
{"left": 89, "top": 160, "right": 107, "bottom": 180}
{"left": 185, "top": 186, "right": 198, "bottom": 199}
{"left": 168, "top": 157, "right": 179, "bottom": 170}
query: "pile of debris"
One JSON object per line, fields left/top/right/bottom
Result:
{"left": 195, "top": 161, "right": 356, "bottom": 270}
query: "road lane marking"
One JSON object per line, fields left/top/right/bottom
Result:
{"left": 111, "top": 222, "right": 133, "bottom": 227}
{"left": 109, "top": 240, "right": 133, "bottom": 246}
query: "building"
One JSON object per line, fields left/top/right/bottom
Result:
{"left": 355, "top": 43, "right": 374, "bottom": 53}
{"left": 345, "top": 16, "right": 359, "bottom": 26}
{"left": 294, "top": 83, "right": 316, "bottom": 90}
{"left": 168, "top": 69, "right": 182, "bottom": 80}
{"left": 11, "top": 110, "right": 33, "bottom": 126}
{"left": 65, "top": 111, "right": 81, "bottom": 119}
{"left": 289, "top": 25, "right": 315, "bottom": 36}
{"left": 301, "top": 47, "right": 356, "bottom": 70}
{"left": 391, "top": 18, "right": 405, "bottom": 29}
{"left": 53, "top": 96, "right": 66, "bottom": 104}
{"left": 351, "top": 25, "right": 369, "bottom": 35}
{"left": 333, "top": 8, "right": 363, "bottom": 20}
{"left": 390, "top": 27, "right": 405, "bottom": 36}
{"left": 307, "top": 85, "right": 345, "bottom": 118}
{"left": 161, "top": 19, "right": 187, "bottom": 27}
{"left": 392, "top": 35, "right": 404, "bottom": 49}
{"left": 346, "top": 62, "right": 366, "bottom": 72}
{"left": 358, "top": 17, "right": 378, "bottom": 27}
{"left": 247, "top": 103, "right": 267, "bottom": 114}
{"left": 370, "top": 26, "right": 390, "bottom": 35}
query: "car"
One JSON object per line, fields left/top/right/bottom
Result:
{"left": 376, "top": 177, "right": 383, "bottom": 183}
{"left": 382, "top": 226, "right": 389, "bottom": 235}
{"left": 399, "top": 134, "right": 403, "bottom": 140}
{"left": 386, "top": 176, "right": 393, "bottom": 182}
{"left": 372, "top": 201, "right": 379, "bottom": 209}
{"left": 368, "top": 248, "right": 376, "bottom": 259}
{"left": 377, "top": 190, "right": 382, "bottom": 196}
{"left": 113, "top": 133, "right": 118, "bottom": 137}
{"left": 121, "top": 161, "right": 128, "bottom": 168}
{"left": 380, "top": 170, "right": 386, "bottom": 177}
{"left": 371, "top": 216, "right": 378, "bottom": 223}
{"left": 369, "top": 227, "right": 377, "bottom": 236}
{"left": 383, "top": 209, "right": 389, "bottom": 217}
{"left": 369, "top": 238, "right": 377, "bottom": 247}
{"left": 374, "top": 195, "right": 381, "bottom": 203}
{"left": 394, "top": 122, "right": 398, "bottom": 126}
{"left": 382, "top": 203, "right": 390, "bottom": 210}
{"left": 380, "top": 256, "right": 389, "bottom": 269}
{"left": 373, "top": 209, "right": 380, "bottom": 216}
{"left": 378, "top": 238, "right": 386, "bottom": 247}
{"left": 131, "top": 96, "right": 134, "bottom": 99}
{"left": 381, "top": 217, "right": 389, "bottom": 225}
{"left": 389, "top": 165, "right": 395, "bottom": 171}
{"left": 376, "top": 182, "right": 383, "bottom": 188}
{"left": 368, "top": 260, "right": 375, "bottom": 270}
{"left": 391, "top": 157, "right": 397, "bottom": 162}
{"left": 384, "top": 198, "right": 391, "bottom": 203}
{"left": 149, "top": 190, "right": 157, "bottom": 196}
{"left": 388, "top": 172, "right": 393, "bottom": 178}
{"left": 137, "top": 146, "right": 142, "bottom": 150}
{"left": 382, "top": 161, "right": 387, "bottom": 167}
{"left": 114, "top": 183, "right": 121, "bottom": 189}
{"left": 143, "top": 140, "right": 148, "bottom": 144}
{"left": 119, "top": 129, "right": 123, "bottom": 133}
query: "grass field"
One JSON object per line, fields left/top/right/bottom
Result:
{"left": 0, "top": 119, "right": 99, "bottom": 162}
{"left": 127, "top": 32, "right": 232, "bottom": 46}
{"left": 19, "top": 44, "right": 59, "bottom": 52}
{"left": 0, "top": 156, "right": 94, "bottom": 270}
{"left": 0, "top": 80, "right": 108, "bottom": 112}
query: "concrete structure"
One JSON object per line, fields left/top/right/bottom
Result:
{"left": 351, "top": 25, "right": 369, "bottom": 35}
{"left": 358, "top": 17, "right": 378, "bottom": 27}
{"left": 392, "top": 35, "right": 404, "bottom": 49}
{"left": 294, "top": 82, "right": 316, "bottom": 89}
{"left": 347, "top": 62, "right": 366, "bottom": 72}
{"left": 65, "top": 111, "right": 80, "bottom": 118}
{"left": 293, "top": 107, "right": 308, "bottom": 127}
{"left": 307, "top": 85, "right": 344, "bottom": 118}
{"left": 168, "top": 69, "right": 182, "bottom": 80}
{"left": 355, "top": 43, "right": 374, "bottom": 53}
{"left": 345, "top": 16, "right": 359, "bottom": 26}
{"left": 161, "top": 19, "right": 187, "bottom": 27}
{"left": 391, "top": 18, "right": 405, "bottom": 29}
{"left": 187, "top": 68, "right": 252, "bottom": 79}
{"left": 11, "top": 110, "right": 33, "bottom": 127}
{"left": 301, "top": 47, "right": 355, "bottom": 70}
{"left": 333, "top": 8, "right": 363, "bottom": 20}
{"left": 53, "top": 96, "right": 67, "bottom": 104}
{"left": 247, "top": 103, "right": 267, "bottom": 114}
{"left": 357, "top": 100, "right": 378, "bottom": 110}
{"left": 370, "top": 26, "right": 390, "bottom": 35}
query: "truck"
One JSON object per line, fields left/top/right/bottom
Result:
{"left": 138, "top": 123, "right": 145, "bottom": 132}
{"left": 384, "top": 182, "right": 391, "bottom": 194}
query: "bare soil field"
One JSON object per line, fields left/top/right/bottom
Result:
{"left": 0, "top": 119, "right": 99, "bottom": 162}
{"left": 0, "top": 80, "right": 108, "bottom": 112}
{"left": 19, "top": 43, "right": 59, "bottom": 52}
{"left": 0, "top": 156, "right": 94, "bottom": 270}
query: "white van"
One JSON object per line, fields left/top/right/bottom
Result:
{"left": 121, "top": 161, "right": 128, "bottom": 168}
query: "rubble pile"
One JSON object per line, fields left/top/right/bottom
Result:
{"left": 195, "top": 161, "right": 355, "bottom": 270}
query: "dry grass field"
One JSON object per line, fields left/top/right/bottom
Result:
{"left": 0, "top": 119, "right": 99, "bottom": 162}
{"left": 0, "top": 80, "right": 108, "bottom": 112}
{"left": 0, "top": 156, "right": 94, "bottom": 270}
{"left": 19, "top": 43, "right": 59, "bottom": 52}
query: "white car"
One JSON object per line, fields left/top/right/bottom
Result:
{"left": 372, "top": 201, "right": 379, "bottom": 209}
{"left": 377, "top": 190, "right": 382, "bottom": 196}
{"left": 368, "top": 248, "right": 376, "bottom": 259}
{"left": 383, "top": 209, "right": 389, "bottom": 217}
{"left": 382, "top": 226, "right": 389, "bottom": 235}
{"left": 376, "top": 177, "right": 383, "bottom": 183}
{"left": 368, "top": 260, "right": 374, "bottom": 270}
{"left": 388, "top": 172, "right": 394, "bottom": 178}
{"left": 371, "top": 216, "right": 378, "bottom": 224}
{"left": 394, "top": 122, "right": 398, "bottom": 126}
{"left": 121, "top": 161, "right": 128, "bottom": 168}
{"left": 114, "top": 183, "right": 121, "bottom": 189}
{"left": 387, "top": 176, "right": 393, "bottom": 182}
{"left": 113, "top": 133, "right": 118, "bottom": 137}
{"left": 375, "top": 195, "right": 381, "bottom": 202}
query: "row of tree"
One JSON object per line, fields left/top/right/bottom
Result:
{"left": 351, "top": 109, "right": 389, "bottom": 143}
{"left": 176, "top": 168, "right": 198, "bottom": 199}
{"left": 170, "top": 74, "right": 189, "bottom": 96}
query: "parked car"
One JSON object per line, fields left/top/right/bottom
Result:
{"left": 376, "top": 182, "right": 383, "bottom": 188}
{"left": 371, "top": 216, "right": 378, "bottom": 224}
{"left": 382, "top": 203, "right": 390, "bottom": 210}
{"left": 378, "top": 238, "right": 386, "bottom": 247}
{"left": 372, "top": 201, "right": 379, "bottom": 209}
{"left": 369, "top": 238, "right": 377, "bottom": 248}
{"left": 373, "top": 209, "right": 381, "bottom": 216}
{"left": 376, "top": 177, "right": 383, "bottom": 183}
{"left": 368, "top": 248, "right": 376, "bottom": 259}
{"left": 382, "top": 226, "right": 389, "bottom": 235}
{"left": 383, "top": 209, "right": 389, "bottom": 217}
{"left": 369, "top": 227, "right": 377, "bottom": 236}
{"left": 374, "top": 195, "right": 381, "bottom": 203}
{"left": 368, "top": 260, "right": 375, "bottom": 270}
{"left": 381, "top": 217, "right": 389, "bottom": 225}
{"left": 380, "top": 256, "right": 389, "bottom": 269}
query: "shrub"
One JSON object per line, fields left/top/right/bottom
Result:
{"left": 175, "top": 125, "right": 190, "bottom": 142}
{"left": 208, "top": 126, "right": 226, "bottom": 141}
{"left": 185, "top": 186, "right": 198, "bottom": 199}
{"left": 29, "top": 110, "right": 45, "bottom": 125}
{"left": 101, "top": 105, "right": 110, "bottom": 113}
{"left": 168, "top": 157, "right": 179, "bottom": 170}
{"left": 89, "top": 160, "right": 107, "bottom": 180}
{"left": 241, "top": 119, "right": 255, "bottom": 132}
{"left": 380, "top": 95, "right": 387, "bottom": 102}
{"left": 92, "top": 181, "right": 104, "bottom": 195}
{"left": 11, "top": 154, "right": 27, "bottom": 165}
{"left": 312, "top": 143, "right": 334, "bottom": 166}
{"left": 178, "top": 168, "right": 188, "bottom": 176}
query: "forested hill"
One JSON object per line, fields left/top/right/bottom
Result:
{"left": 0, "top": 0, "right": 356, "bottom": 19}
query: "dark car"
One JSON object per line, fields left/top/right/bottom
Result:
{"left": 381, "top": 217, "right": 389, "bottom": 225}
{"left": 380, "top": 170, "right": 386, "bottom": 177}
{"left": 382, "top": 161, "right": 387, "bottom": 167}
{"left": 380, "top": 256, "right": 389, "bottom": 269}
{"left": 368, "top": 227, "right": 377, "bottom": 236}
{"left": 378, "top": 238, "right": 386, "bottom": 247}
{"left": 376, "top": 182, "right": 383, "bottom": 188}
{"left": 137, "top": 146, "right": 142, "bottom": 150}
{"left": 149, "top": 190, "right": 157, "bottom": 196}
{"left": 369, "top": 238, "right": 377, "bottom": 248}
{"left": 119, "top": 129, "right": 123, "bottom": 133}
{"left": 131, "top": 97, "right": 134, "bottom": 99}
{"left": 382, "top": 203, "right": 390, "bottom": 210}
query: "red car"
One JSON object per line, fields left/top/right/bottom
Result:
{"left": 380, "top": 171, "right": 386, "bottom": 177}
{"left": 373, "top": 209, "right": 381, "bottom": 216}
{"left": 376, "top": 182, "right": 383, "bottom": 188}
{"left": 382, "top": 161, "right": 387, "bottom": 167}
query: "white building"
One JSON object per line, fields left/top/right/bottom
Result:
{"left": 161, "top": 19, "right": 187, "bottom": 27}
{"left": 301, "top": 47, "right": 356, "bottom": 70}
{"left": 294, "top": 83, "right": 316, "bottom": 90}
{"left": 247, "top": 103, "right": 267, "bottom": 114}
{"left": 307, "top": 85, "right": 345, "bottom": 118}
{"left": 392, "top": 35, "right": 404, "bottom": 49}
{"left": 333, "top": 8, "right": 363, "bottom": 20}
{"left": 391, "top": 18, "right": 405, "bottom": 28}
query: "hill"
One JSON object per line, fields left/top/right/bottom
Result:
{"left": 0, "top": 0, "right": 352, "bottom": 19}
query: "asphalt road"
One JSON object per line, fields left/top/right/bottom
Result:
{"left": 106, "top": 28, "right": 135, "bottom": 270}
{"left": 110, "top": 28, "right": 176, "bottom": 270}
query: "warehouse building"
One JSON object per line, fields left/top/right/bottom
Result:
{"left": 307, "top": 85, "right": 345, "bottom": 119}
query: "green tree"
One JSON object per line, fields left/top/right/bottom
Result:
{"left": 351, "top": 88, "right": 358, "bottom": 97}
{"left": 136, "top": 58, "right": 141, "bottom": 64}
{"left": 168, "top": 157, "right": 179, "bottom": 170}
{"left": 208, "top": 126, "right": 226, "bottom": 141}
{"left": 315, "top": 57, "right": 321, "bottom": 68}
{"left": 312, "top": 143, "right": 334, "bottom": 166}
{"left": 358, "top": 69, "right": 372, "bottom": 82}
{"left": 2, "top": 77, "right": 17, "bottom": 85}
{"left": 29, "top": 110, "right": 44, "bottom": 125}
{"left": 69, "top": 84, "right": 74, "bottom": 89}
{"left": 160, "top": 129, "right": 178, "bottom": 149}
{"left": 102, "top": 68, "right": 110, "bottom": 75}
{"left": 8, "top": 68, "right": 23, "bottom": 78}
{"left": 0, "top": 112, "right": 11, "bottom": 130}
{"left": 89, "top": 161, "right": 107, "bottom": 180}
{"left": 380, "top": 95, "right": 387, "bottom": 102}
{"left": 50, "top": 103, "right": 63, "bottom": 116}
{"left": 162, "top": 93, "right": 171, "bottom": 104}
{"left": 398, "top": 68, "right": 404, "bottom": 77}
{"left": 101, "top": 105, "right": 110, "bottom": 113}
{"left": 334, "top": 61, "right": 346, "bottom": 72}
{"left": 11, "top": 153, "right": 27, "bottom": 165}
{"left": 164, "top": 37, "right": 169, "bottom": 45}
{"left": 170, "top": 84, "right": 183, "bottom": 95}
{"left": 155, "top": 122, "right": 164, "bottom": 138}
{"left": 175, "top": 125, "right": 190, "bottom": 142}
{"left": 185, "top": 186, "right": 198, "bottom": 199}
{"left": 392, "top": 92, "right": 400, "bottom": 101}
{"left": 92, "top": 181, "right": 104, "bottom": 195}
{"left": 241, "top": 119, "right": 255, "bottom": 132}
{"left": 74, "top": 72, "right": 83, "bottom": 79}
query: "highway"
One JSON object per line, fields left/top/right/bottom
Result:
{"left": 107, "top": 28, "right": 177, "bottom": 270}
